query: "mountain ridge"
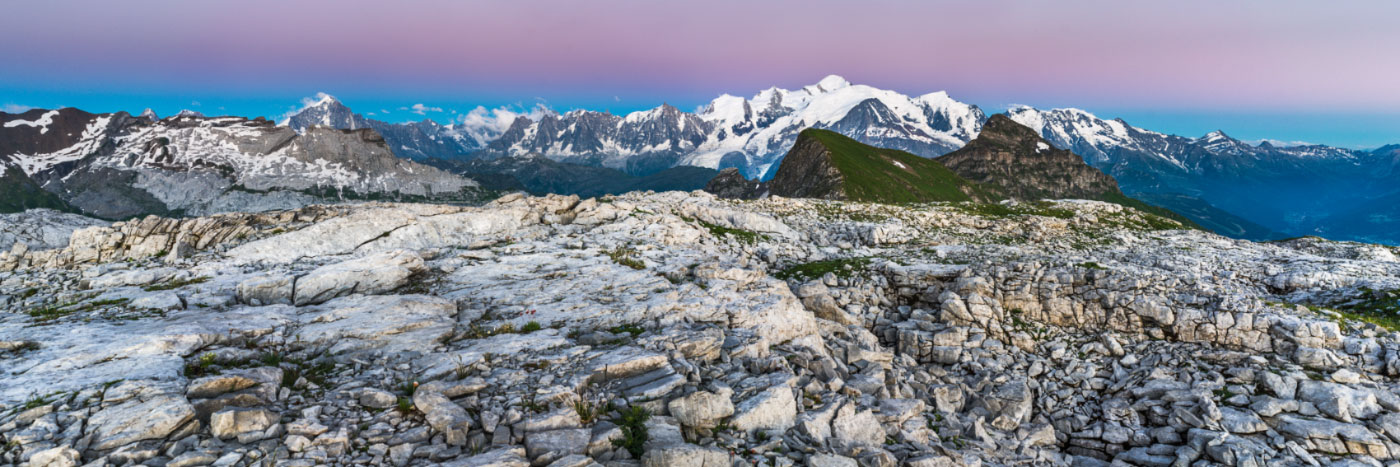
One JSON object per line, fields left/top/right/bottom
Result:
{"left": 0, "top": 107, "right": 484, "bottom": 219}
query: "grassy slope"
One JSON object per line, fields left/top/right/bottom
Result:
{"left": 0, "top": 167, "right": 73, "bottom": 213}
{"left": 803, "top": 129, "right": 1001, "bottom": 204}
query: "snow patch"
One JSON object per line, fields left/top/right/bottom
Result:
{"left": 4, "top": 110, "right": 61, "bottom": 134}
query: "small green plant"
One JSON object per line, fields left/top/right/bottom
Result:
{"left": 612, "top": 405, "right": 652, "bottom": 458}
{"left": 575, "top": 400, "right": 613, "bottom": 425}
{"left": 607, "top": 247, "right": 646, "bottom": 270}
{"left": 696, "top": 220, "right": 766, "bottom": 244}
{"left": 19, "top": 392, "right": 57, "bottom": 411}
{"left": 258, "top": 351, "right": 284, "bottom": 366}
{"left": 10, "top": 341, "right": 39, "bottom": 354}
{"left": 396, "top": 397, "right": 415, "bottom": 414}
{"left": 280, "top": 357, "right": 337, "bottom": 389}
{"left": 522, "top": 321, "right": 543, "bottom": 333}
{"left": 1076, "top": 262, "right": 1106, "bottom": 270}
{"left": 184, "top": 352, "right": 219, "bottom": 378}
{"left": 609, "top": 324, "right": 645, "bottom": 337}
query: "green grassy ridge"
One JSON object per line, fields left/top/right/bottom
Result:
{"left": 801, "top": 129, "right": 1001, "bottom": 204}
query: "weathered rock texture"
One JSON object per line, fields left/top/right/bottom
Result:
{"left": 2, "top": 191, "right": 1399, "bottom": 467}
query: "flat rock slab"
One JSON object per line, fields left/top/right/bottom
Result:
{"left": 293, "top": 250, "right": 424, "bottom": 305}
{"left": 294, "top": 294, "right": 455, "bottom": 355}
{"left": 88, "top": 393, "right": 195, "bottom": 450}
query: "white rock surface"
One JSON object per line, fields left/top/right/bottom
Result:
{"left": 2, "top": 193, "right": 1400, "bottom": 467}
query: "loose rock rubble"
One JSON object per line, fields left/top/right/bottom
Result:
{"left": 3, "top": 191, "right": 1400, "bottom": 466}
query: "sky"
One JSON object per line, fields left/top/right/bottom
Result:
{"left": 1, "top": 0, "right": 1397, "bottom": 148}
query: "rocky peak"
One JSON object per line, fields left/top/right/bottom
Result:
{"left": 937, "top": 114, "right": 1121, "bottom": 200}
{"left": 286, "top": 94, "right": 365, "bottom": 132}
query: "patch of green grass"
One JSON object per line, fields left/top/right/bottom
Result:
{"left": 280, "top": 358, "right": 336, "bottom": 389}
{"left": 952, "top": 200, "right": 1075, "bottom": 220}
{"left": 799, "top": 129, "right": 1001, "bottom": 204}
{"left": 257, "top": 351, "right": 284, "bottom": 366}
{"left": 611, "top": 405, "right": 652, "bottom": 458}
{"left": 774, "top": 257, "right": 872, "bottom": 281}
{"left": 522, "top": 321, "right": 543, "bottom": 333}
{"left": 27, "top": 297, "right": 129, "bottom": 322}
{"left": 1076, "top": 261, "right": 1106, "bottom": 270}
{"left": 609, "top": 324, "right": 645, "bottom": 337}
{"left": 1317, "top": 288, "right": 1400, "bottom": 333}
{"left": 463, "top": 321, "right": 525, "bottom": 339}
{"left": 143, "top": 276, "right": 211, "bottom": 292}
{"left": 607, "top": 247, "right": 646, "bottom": 270}
{"left": 696, "top": 219, "right": 766, "bottom": 244}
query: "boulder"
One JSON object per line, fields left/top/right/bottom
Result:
{"left": 209, "top": 408, "right": 278, "bottom": 441}
{"left": 831, "top": 402, "right": 885, "bottom": 450}
{"left": 413, "top": 390, "right": 473, "bottom": 446}
{"left": 667, "top": 390, "right": 735, "bottom": 429}
{"left": 359, "top": 388, "right": 398, "bottom": 410}
{"left": 524, "top": 428, "right": 590, "bottom": 465}
{"left": 235, "top": 274, "right": 293, "bottom": 305}
{"left": 641, "top": 444, "right": 732, "bottom": 466}
{"left": 293, "top": 250, "right": 424, "bottom": 305}
{"left": 27, "top": 446, "right": 80, "bottom": 467}
{"left": 730, "top": 384, "right": 797, "bottom": 432}
{"left": 87, "top": 393, "right": 196, "bottom": 450}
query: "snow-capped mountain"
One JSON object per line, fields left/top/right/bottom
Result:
{"left": 474, "top": 75, "right": 986, "bottom": 177}
{"left": 1005, "top": 106, "right": 1398, "bottom": 243}
{"left": 0, "top": 107, "right": 479, "bottom": 219}
{"left": 285, "top": 94, "right": 485, "bottom": 161}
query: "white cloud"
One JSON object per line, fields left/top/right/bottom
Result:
{"left": 454, "top": 103, "right": 554, "bottom": 146}
{"left": 191, "top": 100, "right": 201, "bottom": 106}
{"left": 2, "top": 103, "right": 33, "bottom": 113}
{"left": 381, "top": 109, "right": 391, "bottom": 114}
{"left": 402, "top": 103, "right": 444, "bottom": 115}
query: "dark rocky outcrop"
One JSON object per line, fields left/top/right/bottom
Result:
{"left": 937, "top": 115, "right": 1120, "bottom": 200}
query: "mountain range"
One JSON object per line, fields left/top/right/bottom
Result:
{"left": 2, "top": 76, "right": 1395, "bottom": 244}
{"left": 0, "top": 107, "right": 482, "bottom": 219}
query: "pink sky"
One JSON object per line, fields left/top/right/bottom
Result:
{"left": 2, "top": 0, "right": 1398, "bottom": 115}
